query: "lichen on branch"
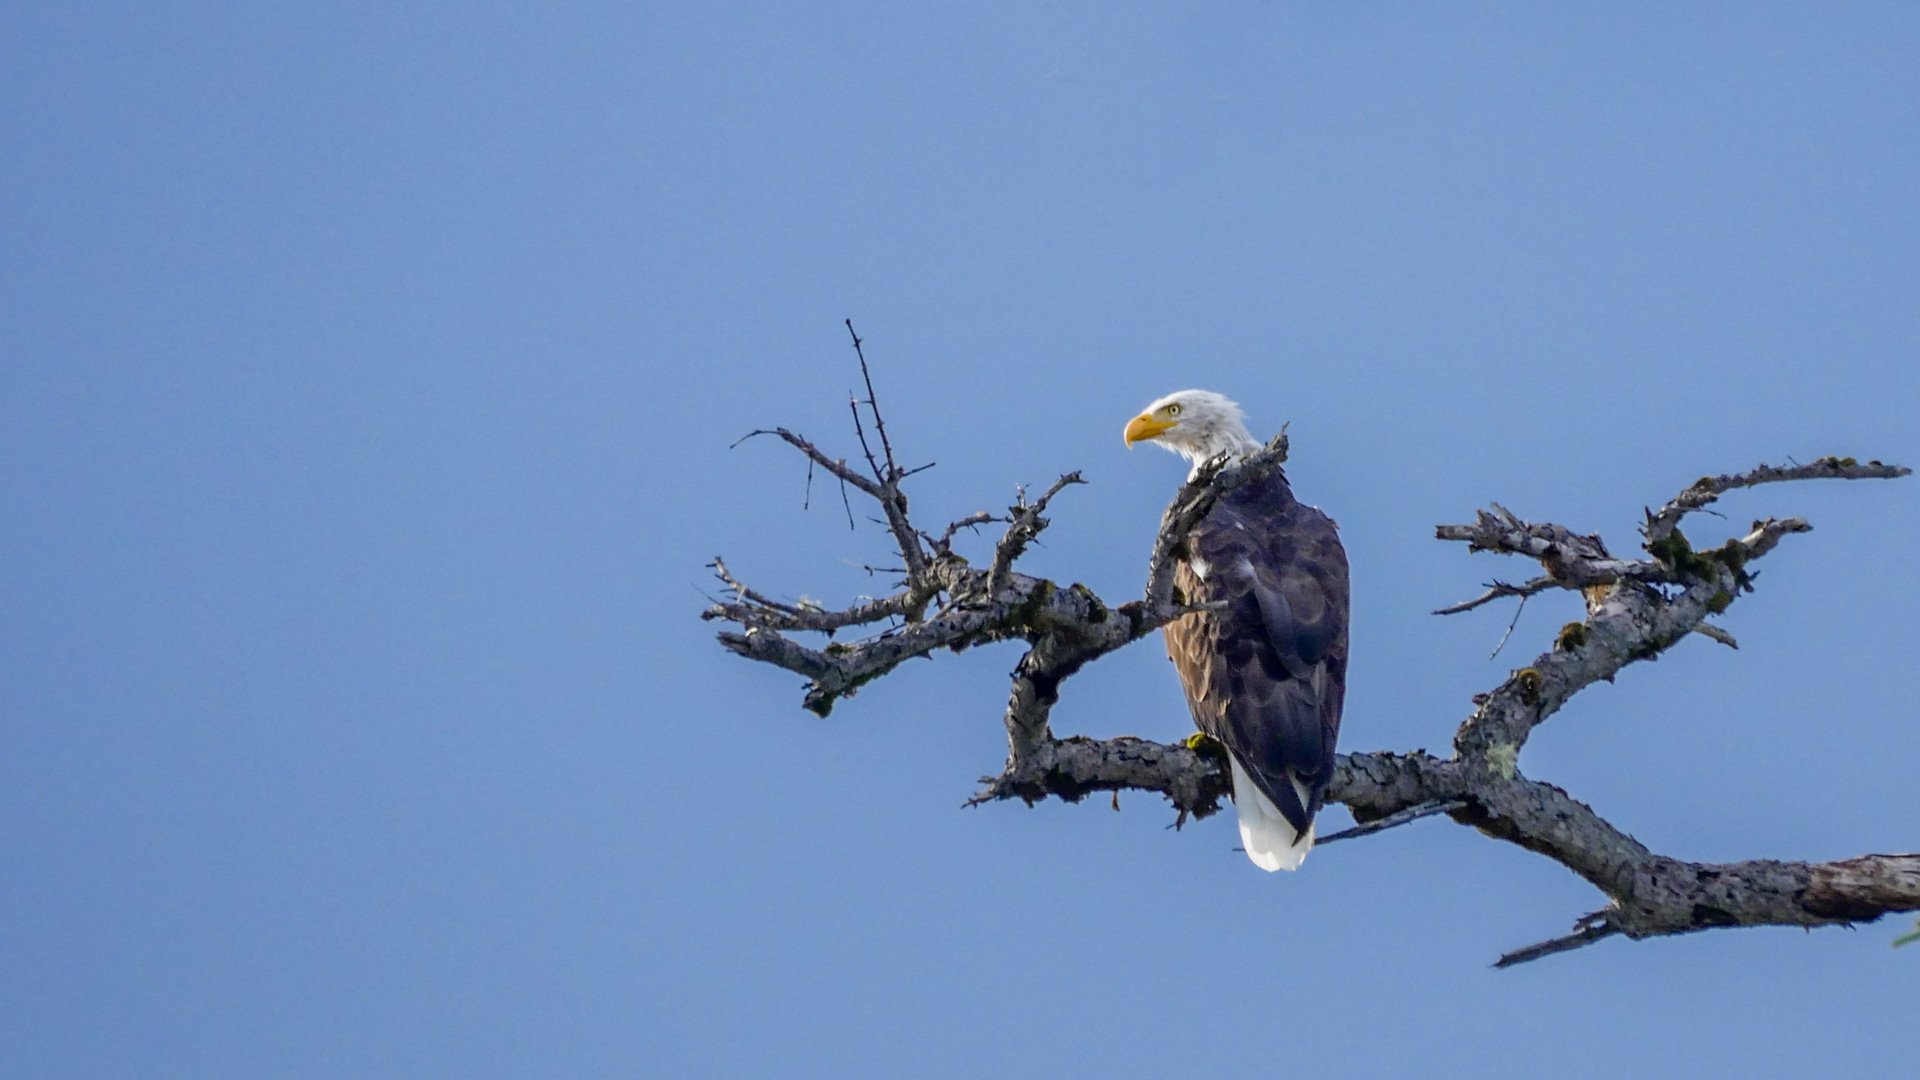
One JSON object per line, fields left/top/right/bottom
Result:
{"left": 704, "top": 331, "right": 1916, "bottom": 965}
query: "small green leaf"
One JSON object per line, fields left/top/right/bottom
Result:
{"left": 1895, "top": 919, "right": 1920, "bottom": 948}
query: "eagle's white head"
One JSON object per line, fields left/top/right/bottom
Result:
{"left": 1123, "top": 389, "right": 1262, "bottom": 476}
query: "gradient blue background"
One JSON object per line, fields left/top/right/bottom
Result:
{"left": 3, "top": 3, "right": 1916, "bottom": 1076}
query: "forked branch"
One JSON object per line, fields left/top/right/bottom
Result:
{"left": 706, "top": 335, "right": 1915, "bottom": 966}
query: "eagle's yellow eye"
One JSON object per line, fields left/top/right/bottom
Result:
{"left": 1166, "top": 404, "right": 1182, "bottom": 417}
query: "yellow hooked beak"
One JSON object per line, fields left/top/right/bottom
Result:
{"left": 1123, "top": 412, "right": 1175, "bottom": 447}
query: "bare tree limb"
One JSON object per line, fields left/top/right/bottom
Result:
{"left": 983, "top": 473, "right": 1085, "bottom": 602}
{"left": 1644, "top": 457, "right": 1910, "bottom": 544}
{"left": 930, "top": 511, "right": 999, "bottom": 554}
{"left": 708, "top": 346, "right": 1916, "bottom": 965}
{"left": 701, "top": 557, "right": 914, "bottom": 634}
{"left": 1433, "top": 575, "right": 1556, "bottom": 616}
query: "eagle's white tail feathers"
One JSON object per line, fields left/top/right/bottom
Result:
{"left": 1228, "top": 756, "right": 1314, "bottom": 872}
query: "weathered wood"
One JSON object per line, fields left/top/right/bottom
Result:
{"left": 705, "top": 342, "right": 1915, "bottom": 965}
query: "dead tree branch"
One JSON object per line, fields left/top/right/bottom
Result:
{"left": 1642, "top": 456, "right": 1908, "bottom": 544}
{"left": 705, "top": 339, "right": 1915, "bottom": 965}
{"left": 1431, "top": 575, "right": 1556, "bottom": 616}
{"left": 1316, "top": 799, "right": 1467, "bottom": 845}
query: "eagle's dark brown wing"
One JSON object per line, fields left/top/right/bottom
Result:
{"left": 1163, "top": 471, "right": 1349, "bottom": 835}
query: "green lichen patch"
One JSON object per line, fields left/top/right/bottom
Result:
{"left": 1011, "top": 580, "right": 1056, "bottom": 629}
{"left": 1646, "top": 528, "right": 1695, "bottom": 568}
{"left": 1069, "top": 583, "right": 1108, "bottom": 624}
{"left": 1485, "top": 742, "right": 1519, "bottom": 780}
{"left": 1700, "top": 540, "right": 1754, "bottom": 591}
{"left": 1649, "top": 527, "right": 1754, "bottom": 590}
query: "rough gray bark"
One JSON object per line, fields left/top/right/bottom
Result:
{"left": 703, "top": 332, "right": 1915, "bottom": 966}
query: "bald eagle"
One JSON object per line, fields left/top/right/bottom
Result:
{"left": 1125, "top": 391, "right": 1349, "bottom": 871}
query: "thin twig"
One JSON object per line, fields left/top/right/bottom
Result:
{"left": 1433, "top": 575, "right": 1556, "bottom": 616}
{"left": 1494, "top": 912, "right": 1620, "bottom": 969}
{"left": 844, "top": 561, "right": 908, "bottom": 575}
{"left": 834, "top": 327, "right": 927, "bottom": 577}
{"left": 846, "top": 319, "right": 897, "bottom": 477}
{"left": 733, "top": 428, "right": 882, "bottom": 497}
{"left": 1317, "top": 799, "right": 1468, "bottom": 846}
{"left": 1488, "top": 594, "right": 1528, "bottom": 659}
{"left": 849, "top": 395, "right": 882, "bottom": 485}
{"left": 935, "top": 512, "right": 999, "bottom": 552}
{"left": 985, "top": 473, "right": 1085, "bottom": 601}
{"left": 709, "top": 557, "right": 800, "bottom": 613}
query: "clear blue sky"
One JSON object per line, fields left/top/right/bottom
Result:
{"left": 3, "top": 3, "right": 1916, "bottom": 1077}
